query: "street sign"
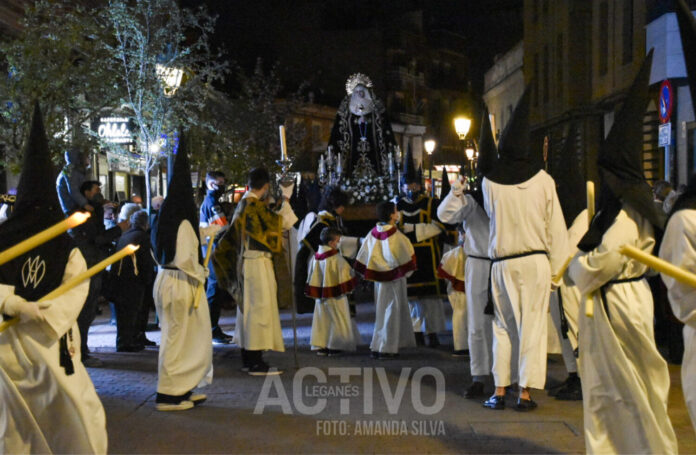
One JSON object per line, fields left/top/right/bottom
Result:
{"left": 658, "top": 80, "right": 673, "bottom": 124}
{"left": 659, "top": 122, "right": 671, "bottom": 147}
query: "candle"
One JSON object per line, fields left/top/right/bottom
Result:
{"left": 585, "top": 180, "right": 596, "bottom": 317}
{"left": 279, "top": 125, "right": 288, "bottom": 160}
{"left": 194, "top": 236, "right": 216, "bottom": 309}
{"left": 619, "top": 244, "right": 696, "bottom": 288}
{"left": 336, "top": 152, "right": 342, "bottom": 175}
{"left": 0, "top": 244, "right": 139, "bottom": 332}
{"left": 586, "top": 181, "right": 595, "bottom": 224}
{"left": 318, "top": 155, "right": 325, "bottom": 176}
{"left": 0, "top": 212, "right": 91, "bottom": 267}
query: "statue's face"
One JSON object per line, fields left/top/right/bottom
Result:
{"left": 349, "top": 84, "right": 374, "bottom": 116}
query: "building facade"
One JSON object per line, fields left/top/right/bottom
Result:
{"left": 483, "top": 41, "right": 525, "bottom": 142}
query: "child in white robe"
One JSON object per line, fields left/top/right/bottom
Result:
{"left": 355, "top": 201, "right": 417, "bottom": 359}
{"left": 306, "top": 227, "right": 358, "bottom": 355}
{"left": 437, "top": 227, "right": 468, "bottom": 354}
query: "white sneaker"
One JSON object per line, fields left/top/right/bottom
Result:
{"left": 156, "top": 400, "right": 194, "bottom": 412}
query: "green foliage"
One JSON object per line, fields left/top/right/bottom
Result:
{"left": 0, "top": 0, "right": 119, "bottom": 168}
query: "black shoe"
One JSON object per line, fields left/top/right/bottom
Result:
{"left": 117, "top": 344, "right": 145, "bottom": 353}
{"left": 427, "top": 333, "right": 440, "bottom": 348}
{"left": 212, "top": 327, "right": 233, "bottom": 345}
{"left": 248, "top": 362, "right": 283, "bottom": 376}
{"left": 370, "top": 351, "right": 379, "bottom": 359}
{"left": 316, "top": 348, "right": 330, "bottom": 356}
{"left": 465, "top": 381, "right": 486, "bottom": 399}
{"left": 142, "top": 338, "right": 156, "bottom": 347}
{"left": 483, "top": 394, "right": 505, "bottom": 410}
{"left": 378, "top": 352, "right": 399, "bottom": 360}
{"left": 452, "top": 349, "right": 469, "bottom": 358}
{"left": 146, "top": 322, "right": 160, "bottom": 331}
{"left": 415, "top": 332, "right": 425, "bottom": 346}
{"left": 82, "top": 355, "right": 104, "bottom": 368}
{"left": 514, "top": 397, "right": 538, "bottom": 412}
{"left": 327, "top": 349, "right": 343, "bottom": 357}
{"left": 555, "top": 378, "right": 582, "bottom": 401}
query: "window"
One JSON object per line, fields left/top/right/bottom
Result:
{"left": 543, "top": 45, "right": 550, "bottom": 103}
{"left": 557, "top": 34, "right": 564, "bottom": 98}
{"left": 622, "top": 0, "right": 634, "bottom": 64}
{"left": 599, "top": 1, "right": 609, "bottom": 76}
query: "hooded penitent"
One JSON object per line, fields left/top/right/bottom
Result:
{"left": 554, "top": 123, "right": 586, "bottom": 226}
{"left": 485, "top": 87, "right": 540, "bottom": 185}
{"left": 469, "top": 106, "right": 498, "bottom": 206}
{"left": 440, "top": 167, "right": 451, "bottom": 198}
{"left": 578, "top": 50, "right": 665, "bottom": 251}
{"left": 476, "top": 107, "right": 498, "bottom": 178}
{"left": 0, "top": 102, "right": 76, "bottom": 373}
{"left": 669, "top": 0, "right": 696, "bottom": 216}
{"left": 151, "top": 132, "right": 202, "bottom": 265}
{"left": 401, "top": 142, "right": 419, "bottom": 186}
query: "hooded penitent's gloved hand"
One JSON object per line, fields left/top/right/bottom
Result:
{"left": 451, "top": 178, "right": 464, "bottom": 197}
{"left": 2, "top": 294, "right": 50, "bottom": 323}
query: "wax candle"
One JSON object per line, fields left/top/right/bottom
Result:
{"left": 0, "top": 212, "right": 91, "bottom": 267}
{"left": 279, "top": 125, "right": 288, "bottom": 160}
{"left": 194, "top": 236, "right": 216, "bottom": 309}
{"left": 0, "top": 244, "right": 139, "bottom": 332}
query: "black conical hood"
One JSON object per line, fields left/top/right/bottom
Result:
{"left": 555, "top": 123, "right": 586, "bottom": 225}
{"left": 0, "top": 102, "right": 73, "bottom": 297}
{"left": 401, "top": 142, "right": 418, "bottom": 184}
{"left": 476, "top": 107, "right": 497, "bottom": 177}
{"left": 676, "top": 0, "right": 696, "bottom": 118}
{"left": 152, "top": 131, "right": 201, "bottom": 265}
{"left": 440, "top": 167, "right": 451, "bottom": 198}
{"left": 485, "top": 86, "right": 541, "bottom": 184}
{"left": 598, "top": 49, "right": 666, "bottom": 230}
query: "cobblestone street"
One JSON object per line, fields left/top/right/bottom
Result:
{"left": 86, "top": 303, "right": 696, "bottom": 454}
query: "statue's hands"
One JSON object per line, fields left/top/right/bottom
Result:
{"left": 281, "top": 182, "right": 294, "bottom": 200}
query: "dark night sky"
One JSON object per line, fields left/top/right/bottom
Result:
{"left": 183, "top": 0, "right": 523, "bottom": 98}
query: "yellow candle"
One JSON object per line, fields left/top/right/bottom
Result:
{"left": 552, "top": 253, "right": 575, "bottom": 284}
{"left": 193, "top": 236, "right": 215, "bottom": 309}
{"left": 279, "top": 125, "right": 288, "bottom": 160}
{"left": 586, "top": 181, "right": 595, "bottom": 224}
{"left": 619, "top": 244, "right": 696, "bottom": 288}
{"left": 585, "top": 180, "right": 596, "bottom": 318}
{"left": 0, "top": 212, "right": 91, "bottom": 267}
{"left": 0, "top": 244, "right": 138, "bottom": 333}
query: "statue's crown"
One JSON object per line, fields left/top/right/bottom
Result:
{"left": 345, "top": 73, "right": 373, "bottom": 95}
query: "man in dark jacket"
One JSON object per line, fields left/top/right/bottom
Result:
{"left": 200, "top": 171, "right": 233, "bottom": 344}
{"left": 109, "top": 210, "right": 155, "bottom": 351}
{"left": 73, "top": 180, "right": 128, "bottom": 366}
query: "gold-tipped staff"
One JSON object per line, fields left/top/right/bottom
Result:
{"left": 0, "top": 244, "right": 139, "bottom": 333}
{"left": 0, "top": 212, "right": 91, "bottom": 267}
{"left": 193, "top": 235, "right": 215, "bottom": 309}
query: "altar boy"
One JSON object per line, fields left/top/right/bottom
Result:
{"left": 306, "top": 227, "right": 358, "bottom": 355}
{"left": 354, "top": 201, "right": 417, "bottom": 359}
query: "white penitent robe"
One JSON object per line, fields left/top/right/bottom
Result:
{"left": 306, "top": 245, "right": 358, "bottom": 351}
{"left": 483, "top": 171, "right": 567, "bottom": 389}
{"left": 557, "top": 209, "right": 589, "bottom": 351}
{"left": 235, "top": 194, "right": 297, "bottom": 352}
{"left": 437, "top": 245, "right": 468, "bottom": 351}
{"left": 437, "top": 191, "right": 493, "bottom": 378}
{"left": 0, "top": 248, "right": 107, "bottom": 454}
{"left": 355, "top": 223, "right": 417, "bottom": 354}
{"left": 568, "top": 205, "right": 678, "bottom": 454}
{"left": 659, "top": 208, "right": 696, "bottom": 433}
{"left": 154, "top": 220, "right": 213, "bottom": 396}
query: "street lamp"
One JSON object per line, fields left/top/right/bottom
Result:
{"left": 424, "top": 139, "right": 436, "bottom": 196}
{"left": 454, "top": 117, "right": 471, "bottom": 140}
{"left": 155, "top": 64, "right": 184, "bottom": 183}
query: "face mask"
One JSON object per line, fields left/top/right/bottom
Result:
{"left": 91, "top": 192, "right": 105, "bottom": 206}
{"left": 407, "top": 189, "right": 421, "bottom": 200}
